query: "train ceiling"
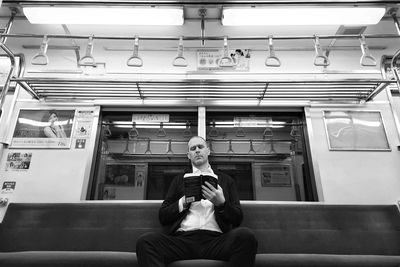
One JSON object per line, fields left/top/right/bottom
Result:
{"left": 0, "top": 0, "right": 399, "bottom": 105}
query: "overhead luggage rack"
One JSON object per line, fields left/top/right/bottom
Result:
{"left": 11, "top": 76, "right": 394, "bottom": 104}
{"left": 0, "top": 30, "right": 399, "bottom": 105}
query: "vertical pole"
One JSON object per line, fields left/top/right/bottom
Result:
{"left": 0, "top": 43, "right": 16, "bottom": 115}
{"left": 198, "top": 107, "right": 206, "bottom": 139}
{"left": 390, "top": 9, "right": 400, "bottom": 93}
{"left": 0, "top": 10, "right": 17, "bottom": 110}
{"left": 390, "top": 9, "right": 400, "bottom": 35}
{"left": 0, "top": 11, "right": 18, "bottom": 165}
{"left": 0, "top": 43, "right": 16, "bottom": 165}
{"left": 199, "top": 8, "right": 206, "bottom": 47}
{"left": 389, "top": 9, "right": 400, "bottom": 147}
{"left": 0, "top": 9, "right": 17, "bottom": 44}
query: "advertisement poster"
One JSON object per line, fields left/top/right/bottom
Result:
{"left": 105, "top": 164, "right": 136, "bottom": 185}
{"left": 1, "top": 181, "right": 16, "bottom": 193}
{"left": 101, "top": 163, "right": 147, "bottom": 200}
{"left": 11, "top": 109, "right": 75, "bottom": 149}
{"left": 197, "top": 49, "right": 250, "bottom": 71}
{"left": 5, "top": 152, "right": 32, "bottom": 171}
{"left": 261, "top": 164, "right": 292, "bottom": 187}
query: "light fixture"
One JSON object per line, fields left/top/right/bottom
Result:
{"left": 23, "top": 6, "right": 184, "bottom": 25}
{"left": 222, "top": 6, "right": 386, "bottom": 26}
{"left": 113, "top": 121, "right": 187, "bottom": 129}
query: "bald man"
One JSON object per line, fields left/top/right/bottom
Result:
{"left": 136, "top": 136, "right": 257, "bottom": 267}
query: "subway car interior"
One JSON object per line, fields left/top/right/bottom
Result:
{"left": 0, "top": 0, "right": 399, "bottom": 266}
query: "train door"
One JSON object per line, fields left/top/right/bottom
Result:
{"left": 205, "top": 110, "right": 316, "bottom": 201}
{"left": 88, "top": 108, "right": 317, "bottom": 201}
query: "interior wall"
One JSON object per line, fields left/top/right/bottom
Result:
{"left": 0, "top": 100, "right": 99, "bottom": 221}
{"left": 306, "top": 96, "right": 400, "bottom": 204}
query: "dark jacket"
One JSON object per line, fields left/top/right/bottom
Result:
{"left": 159, "top": 171, "right": 243, "bottom": 234}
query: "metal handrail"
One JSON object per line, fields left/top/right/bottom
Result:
{"left": 1, "top": 33, "right": 400, "bottom": 41}
{"left": 0, "top": 30, "right": 397, "bottom": 104}
{"left": 0, "top": 43, "right": 16, "bottom": 111}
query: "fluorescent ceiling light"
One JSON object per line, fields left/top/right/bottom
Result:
{"left": 222, "top": 7, "right": 386, "bottom": 26}
{"left": 23, "top": 7, "right": 184, "bottom": 25}
{"left": 113, "top": 121, "right": 186, "bottom": 129}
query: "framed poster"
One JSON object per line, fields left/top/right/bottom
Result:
{"left": 260, "top": 164, "right": 292, "bottom": 187}
{"left": 11, "top": 109, "right": 75, "bottom": 148}
{"left": 100, "top": 163, "right": 147, "bottom": 200}
{"left": 104, "top": 163, "right": 136, "bottom": 186}
{"left": 323, "top": 110, "right": 390, "bottom": 151}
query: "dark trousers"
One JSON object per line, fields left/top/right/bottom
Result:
{"left": 136, "top": 227, "right": 257, "bottom": 267}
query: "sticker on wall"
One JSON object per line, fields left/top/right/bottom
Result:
{"left": 1, "top": 181, "right": 16, "bottom": 193}
{"left": 74, "top": 123, "right": 92, "bottom": 139}
{"left": 74, "top": 110, "right": 94, "bottom": 139}
{"left": 75, "top": 139, "right": 86, "bottom": 149}
{"left": 5, "top": 152, "right": 32, "bottom": 171}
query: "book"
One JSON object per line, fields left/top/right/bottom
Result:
{"left": 183, "top": 173, "right": 218, "bottom": 203}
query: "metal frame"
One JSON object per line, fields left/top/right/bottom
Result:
{"left": 322, "top": 109, "right": 391, "bottom": 151}
{"left": 4, "top": 0, "right": 400, "bottom": 5}
{"left": 9, "top": 76, "right": 395, "bottom": 103}
{"left": 0, "top": 32, "right": 398, "bottom": 105}
{"left": 1, "top": 33, "right": 400, "bottom": 41}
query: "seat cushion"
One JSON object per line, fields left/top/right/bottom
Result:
{"left": 255, "top": 254, "right": 400, "bottom": 267}
{"left": 0, "top": 251, "right": 137, "bottom": 267}
{"left": 167, "top": 259, "right": 229, "bottom": 267}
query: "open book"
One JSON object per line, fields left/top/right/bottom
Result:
{"left": 183, "top": 173, "right": 218, "bottom": 203}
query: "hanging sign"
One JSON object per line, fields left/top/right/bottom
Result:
{"left": 197, "top": 48, "right": 250, "bottom": 71}
{"left": 132, "top": 114, "right": 170, "bottom": 123}
{"left": 234, "top": 117, "right": 272, "bottom": 128}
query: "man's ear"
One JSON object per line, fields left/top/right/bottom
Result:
{"left": 187, "top": 152, "right": 190, "bottom": 160}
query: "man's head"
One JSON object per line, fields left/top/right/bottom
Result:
{"left": 187, "top": 136, "right": 210, "bottom": 169}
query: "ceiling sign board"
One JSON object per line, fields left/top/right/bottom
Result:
{"left": 234, "top": 117, "right": 272, "bottom": 128}
{"left": 132, "top": 114, "right": 170, "bottom": 123}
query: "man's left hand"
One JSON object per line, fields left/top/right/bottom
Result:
{"left": 202, "top": 182, "right": 225, "bottom": 207}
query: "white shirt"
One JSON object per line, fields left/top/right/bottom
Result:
{"left": 177, "top": 165, "right": 222, "bottom": 233}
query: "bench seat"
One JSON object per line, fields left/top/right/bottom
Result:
{"left": 0, "top": 202, "right": 399, "bottom": 267}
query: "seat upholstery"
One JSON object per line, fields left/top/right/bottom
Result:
{"left": 0, "top": 202, "right": 399, "bottom": 267}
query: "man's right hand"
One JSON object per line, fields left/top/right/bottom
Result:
{"left": 179, "top": 196, "right": 191, "bottom": 212}
{"left": 183, "top": 199, "right": 191, "bottom": 210}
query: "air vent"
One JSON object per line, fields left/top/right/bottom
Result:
{"left": 336, "top": 25, "right": 367, "bottom": 35}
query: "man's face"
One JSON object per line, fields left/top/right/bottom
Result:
{"left": 187, "top": 137, "right": 210, "bottom": 168}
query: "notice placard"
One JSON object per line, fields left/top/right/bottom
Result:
{"left": 2, "top": 181, "right": 16, "bottom": 193}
